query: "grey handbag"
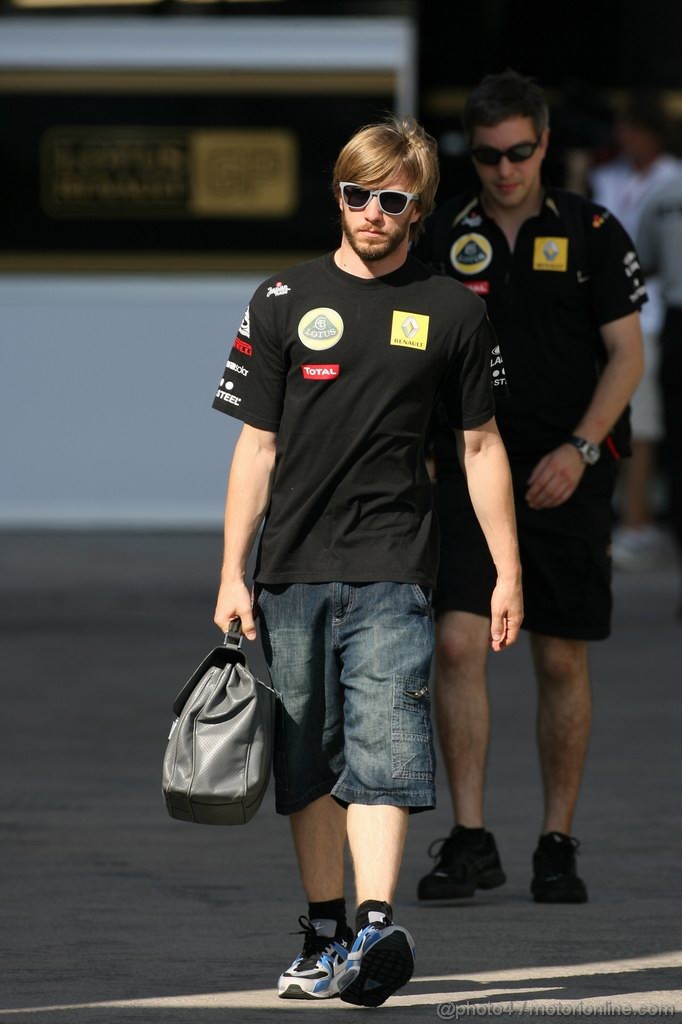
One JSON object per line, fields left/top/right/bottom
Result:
{"left": 162, "top": 620, "right": 277, "bottom": 825}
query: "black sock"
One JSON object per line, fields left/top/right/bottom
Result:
{"left": 355, "top": 899, "right": 393, "bottom": 933}
{"left": 308, "top": 898, "right": 347, "bottom": 938}
{"left": 456, "top": 825, "right": 486, "bottom": 841}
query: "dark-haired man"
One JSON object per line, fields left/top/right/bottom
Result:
{"left": 415, "top": 70, "right": 645, "bottom": 904}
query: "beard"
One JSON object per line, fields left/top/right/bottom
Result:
{"left": 341, "top": 209, "right": 411, "bottom": 262}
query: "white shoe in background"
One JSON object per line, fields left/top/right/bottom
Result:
{"left": 612, "top": 524, "right": 670, "bottom": 571}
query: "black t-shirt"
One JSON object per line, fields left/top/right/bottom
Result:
{"left": 212, "top": 252, "right": 496, "bottom": 586}
{"left": 415, "top": 188, "right": 647, "bottom": 465}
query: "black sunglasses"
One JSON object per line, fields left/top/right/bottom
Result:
{"left": 470, "top": 138, "right": 542, "bottom": 166}
{"left": 340, "top": 181, "right": 420, "bottom": 216}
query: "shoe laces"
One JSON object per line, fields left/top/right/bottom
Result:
{"left": 291, "top": 915, "right": 339, "bottom": 964}
{"left": 428, "top": 828, "right": 486, "bottom": 865}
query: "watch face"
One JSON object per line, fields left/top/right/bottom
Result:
{"left": 570, "top": 436, "right": 600, "bottom": 464}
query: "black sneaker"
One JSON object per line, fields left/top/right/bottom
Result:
{"left": 417, "top": 825, "right": 506, "bottom": 900}
{"left": 277, "top": 916, "right": 354, "bottom": 999}
{"left": 531, "top": 832, "right": 588, "bottom": 904}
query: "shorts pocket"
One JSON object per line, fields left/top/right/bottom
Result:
{"left": 391, "top": 674, "right": 434, "bottom": 781}
{"left": 411, "top": 584, "right": 433, "bottom": 614}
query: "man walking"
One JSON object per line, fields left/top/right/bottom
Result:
{"left": 415, "top": 71, "right": 645, "bottom": 905}
{"left": 212, "top": 116, "right": 523, "bottom": 1006}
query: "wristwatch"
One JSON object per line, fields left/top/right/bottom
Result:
{"left": 568, "top": 435, "right": 601, "bottom": 465}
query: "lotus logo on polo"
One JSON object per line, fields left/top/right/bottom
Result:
{"left": 297, "top": 308, "right": 344, "bottom": 350}
{"left": 450, "top": 233, "right": 493, "bottom": 275}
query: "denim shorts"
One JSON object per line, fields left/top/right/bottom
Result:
{"left": 256, "top": 581, "right": 436, "bottom": 815}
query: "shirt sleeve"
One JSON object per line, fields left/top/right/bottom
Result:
{"left": 439, "top": 311, "right": 497, "bottom": 430}
{"left": 586, "top": 205, "right": 648, "bottom": 326}
{"left": 212, "top": 288, "right": 286, "bottom": 432}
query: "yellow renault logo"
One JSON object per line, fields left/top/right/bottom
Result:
{"left": 533, "top": 237, "right": 569, "bottom": 271}
{"left": 390, "top": 310, "right": 429, "bottom": 351}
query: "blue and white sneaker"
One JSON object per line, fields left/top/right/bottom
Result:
{"left": 277, "top": 916, "right": 353, "bottom": 999}
{"left": 338, "top": 921, "right": 416, "bottom": 1007}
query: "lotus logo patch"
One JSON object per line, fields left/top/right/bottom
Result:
{"left": 450, "top": 233, "right": 493, "bottom": 275}
{"left": 390, "top": 310, "right": 430, "bottom": 351}
{"left": 533, "top": 237, "right": 568, "bottom": 271}
{"left": 298, "top": 308, "right": 344, "bottom": 350}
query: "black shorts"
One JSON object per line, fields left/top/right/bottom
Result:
{"left": 434, "top": 461, "right": 617, "bottom": 640}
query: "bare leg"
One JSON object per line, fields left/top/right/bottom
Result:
{"left": 434, "top": 611, "right": 491, "bottom": 826}
{"left": 531, "top": 634, "right": 591, "bottom": 835}
{"left": 620, "top": 440, "right": 657, "bottom": 528}
{"left": 346, "top": 804, "right": 409, "bottom": 905}
{"left": 289, "top": 793, "right": 347, "bottom": 901}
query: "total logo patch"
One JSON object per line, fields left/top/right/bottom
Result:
{"left": 301, "top": 364, "right": 340, "bottom": 380}
{"left": 298, "top": 308, "right": 344, "bottom": 350}
{"left": 464, "top": 280, "right": 490, "bottom": 295}
{"left": 450, "top": 233, "right": 493, "bottom": 275}
{"left": 533, "top": 237, "right": 568, "bottom": 271}
{"left": 390, "top": 310, "right": 430, "bottom": 351}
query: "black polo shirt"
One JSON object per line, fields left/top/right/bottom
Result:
{"left": 212, "top": 252, "right": 496, "bottom": 586}
{"left": 415, "top": 188, "right": 647, "bottom": 463}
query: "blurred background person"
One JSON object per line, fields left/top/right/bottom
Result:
{"left": 636, "top": 166, "right": 682, "bottom": 617}
{"left": 590, "top": 93, "right": 680, "bottom": 569}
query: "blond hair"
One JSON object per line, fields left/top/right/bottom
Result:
{"left": 333, "top": 115, "right": 440, "bottom": 241}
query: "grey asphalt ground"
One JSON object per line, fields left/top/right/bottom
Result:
{"left": 1, "top": 530, "right": 681, "bottom": 1024}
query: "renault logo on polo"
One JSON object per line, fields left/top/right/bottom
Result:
{"left": 533, "top": 237, "right": 569, "bottom": 272}
{"left": 390, "top": 310, "right": 430, "bottom": 350}
{"left": 402, "top": 316, "right": 419, "bottom": 339}
{"left": 297, "top": 307, "right": 344, "bottom": 350}
{"left": 543, "top": 239, "right": 559, "bottom": 261}
{"left": 451, "top": 233, "right": 493, "bottom": 275}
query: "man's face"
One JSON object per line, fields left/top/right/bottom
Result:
{"left": 471, "top": 116, "right": 548, "bottom": 212}
{"left": 339, "top": 179, "right": 421, "bottom": 262}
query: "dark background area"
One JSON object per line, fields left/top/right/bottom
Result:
{"left": 1, "top": 0, "right": 682, "bottom": 259}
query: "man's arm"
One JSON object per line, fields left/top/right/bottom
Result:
{"left": 525, "top": 311, "right": 644, "bottom": 510}
{"left": 214, "top": 423, "right": 278, "bottom": 639}
{"left": 457, "top": 417, "right": 523, "bottom": 651}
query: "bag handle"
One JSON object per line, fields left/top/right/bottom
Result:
{"left": 224, "top": 617, "right": 243, "bottom": 649}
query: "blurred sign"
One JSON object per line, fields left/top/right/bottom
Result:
{"left": 41, "top": 127, "right": 298, "bottom": 218}
{"left": 0, "top": 70, "right": 396, "bottom": 270}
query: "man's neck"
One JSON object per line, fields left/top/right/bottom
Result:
{"left": 481, "top": 182, "right": 545, "bottom": 250}
{"left": 334, "top": 238, "right": 409, "bottom": 279}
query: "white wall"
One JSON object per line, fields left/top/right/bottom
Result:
{"left": 0, "top": 14, "right": 416, "bottom": 526}
{"left": 1, "top": 276, "right": 258, "bottom": 526}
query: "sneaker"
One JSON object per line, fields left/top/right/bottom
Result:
{"left": 338, "top": 921, "right": 415, "bottom": 1007}
{"left": 531, "top": 832, "right": 588, "bottom": 903}
{"left": 277, "top": 915, "right": 353, "bottom": 999}
{"left": 417, "top": 825, "right": 506, "bottom": 900}
{"left": 612, "top": 525, "right": 669, "bottom": 571}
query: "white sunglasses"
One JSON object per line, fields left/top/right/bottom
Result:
{"left": 340, "top": 181, "right": 420, "bottom": 216}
